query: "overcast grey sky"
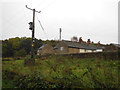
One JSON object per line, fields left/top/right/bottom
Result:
{"left": 1, "top": 0, "right": 119, "bottom": 44}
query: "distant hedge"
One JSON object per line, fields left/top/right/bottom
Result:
{"left": 62, "top": 52, "right": 120, "bottom": 60}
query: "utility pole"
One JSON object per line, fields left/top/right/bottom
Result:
{"left": 26, "top": 5, "right": 41, "bottom": 65}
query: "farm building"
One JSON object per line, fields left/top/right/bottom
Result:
{"left": 37, "top": 40, "right": 104, "bottom": 55}
{"left": 37, "top": 44, "right": 55, "bottom": 55}
{"left": 54, "top": 40, "right": 104, "bottom": 54}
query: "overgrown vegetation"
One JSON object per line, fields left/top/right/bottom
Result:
{"left": 2, "top": 37, "right": 59, "bottom": 58}
{"left": 2, "top": 37, "right": 42, "bottom": 57}
{"left": 2, "top": 55, "right": 120, "bottom": 88}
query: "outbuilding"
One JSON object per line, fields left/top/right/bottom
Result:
{"left": 37, "top": 44, "right": 55, "bottom": 55}
{"left": 54, "top": 40, "right": 104, "bottom": 54}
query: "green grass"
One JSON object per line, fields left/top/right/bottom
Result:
{"left": 2, "top": 56, "right": 120, "bottom": 88}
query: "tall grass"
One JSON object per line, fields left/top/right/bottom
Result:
{"left": 2, "top": 55, "right": 119, "bottom": 88}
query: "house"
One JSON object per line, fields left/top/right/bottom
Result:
{"left": 37, "top": 44, "right": 55, "bottom": 55}
{"left": 54, "top": 40, "right": 104, "bottom": 54}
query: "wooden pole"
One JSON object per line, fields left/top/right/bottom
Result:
{"left": 25, "top": 5, "right": 41, "bottom": 65}
{"left": 31, "top": 9, "right": 35, "bottom": 64}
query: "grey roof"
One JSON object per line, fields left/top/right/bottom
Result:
{"left": 38, "top": 44, "right": 48, "bottom": 50}
{"left": 54, "top": 46, "right": 58, "bottom": 49}
{"left": 61, "top": 40, "right": 103, "bottom": 50}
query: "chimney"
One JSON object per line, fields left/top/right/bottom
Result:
{"left": 87, "top": 39, "right": 91, "bottom": 44}
{"left": 71, "top": 36, "right": 78, "bottom": 42}
{"left": 79, "top": 37, "right": 83, "bottom": 43}
{"left": 98, "top": 41, "right": 100, "bottom": 46}
{"left": 59, "top": 28, "right": 62, "bottom": 41}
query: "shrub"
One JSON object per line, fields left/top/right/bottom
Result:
{"left": 24, "top": 55, "right": 35, "bottom": 66}
{"left": 14, "top": 49, "right": 27, "bottom": 57}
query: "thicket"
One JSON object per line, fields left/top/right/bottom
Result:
{"left": 2, "top": 37, "right": 58, "bottom": 58}
{"left": 2, "top": 37, "right": 42, "bottom": 57}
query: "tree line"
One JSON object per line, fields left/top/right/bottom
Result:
{"left": 2, "top": 37, "right": 43, "bottom": 57}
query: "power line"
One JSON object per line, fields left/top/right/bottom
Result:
{"left": 36, "top": 13, "right": 48, "bottom": 39}
{"left": 42, "top": 0, "right": 57, "bottom": 11}
{"left": 37, "top": 19, "right": 44, "bottom": 31}
{"left": 36, "top": 0, "right": 47, "bottom": 9}
{"left": 36, "top": 0, "right": 57, "bottom": 11}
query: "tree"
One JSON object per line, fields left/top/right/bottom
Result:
{"left": 0, "top": 41, "right": 2, "bottom": 57}
{"left": 8, "top": 37, "right": 21, "bottom": 50}
{"left": 34, "top": 38, "right": 43, "bottom": 54}
{"left": 20, "top": 38, "right": 32, "bottom": 54}
{"left": 14, "top": 49, "right": 27, "bottom": 57}
{"left": 2, "top": 40, "right": 13, "bottom": 57}
{"left": 2, "top": 37, "right": 43, "bottom": 57}
{"left": 71, "top": 36, "right": 78, "bottom": 42}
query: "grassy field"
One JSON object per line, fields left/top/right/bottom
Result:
{"left": 2, "top": 55, "right": 120, "bottom": 88}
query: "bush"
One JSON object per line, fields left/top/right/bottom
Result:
{"left": 24, "top": 55, "right": 35, "bottom": 66}
{"left": 14, "top": 49, "right": 27, "bottom": 57}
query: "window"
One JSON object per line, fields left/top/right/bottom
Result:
{"left": 79, "top": 49, "right": 85, "bottom": 53}
{"left": 96, "top": 49, "right": 103, "bottom": 52}
{"left": 60, "top": 47, "right": 64, "bottom": 51}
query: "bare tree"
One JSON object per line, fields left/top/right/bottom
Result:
{"left": 71, "top": 36, "right": 78, "bottom": 42}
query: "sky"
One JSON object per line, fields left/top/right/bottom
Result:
{"left": 0, "top": 0, "right": 119, "bottom": 44}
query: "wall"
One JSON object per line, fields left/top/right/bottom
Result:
{"left": 96, "top": 49, "right": 103, "bottom": 52}
{"left": 55, "top": 42, "right": 69, "bottom": 54}
{"left": 79, "top": 49, "right": 85, "bottom": 53}
{"left": 68, "top": 48, "right": 79, "bottom": 54}
{"left": 38, "top": 45, "right": 55, "bottom": 55}
{"left": 86, "top": 49, "right": 92, "bottom": 53}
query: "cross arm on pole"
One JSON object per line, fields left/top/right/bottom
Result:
{"left": 25, "top": 5, "right": 41, "bottom": 13}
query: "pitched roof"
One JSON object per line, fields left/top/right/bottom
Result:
{"left": 61, "top": 40, "right": 103, "bottom": 50}
{"left": 38, "top": 44, "right": 48, "bottom": 50}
